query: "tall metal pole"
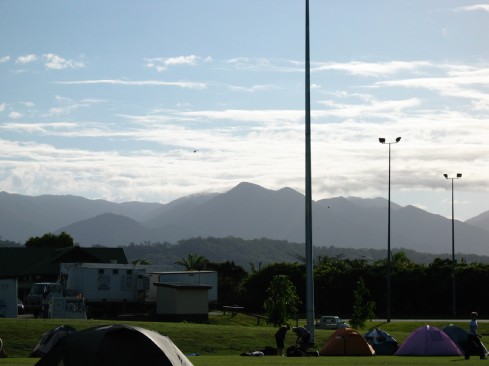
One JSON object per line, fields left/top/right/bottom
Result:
{"left": 444, "top": 173, "right": 462, "bottom": 319}
{"left": 451, "top": 178, "right": 455, "bottom": 319}
{"left": 379, "top": 137, "right": 400, "bottom": 322}
{"left": 387, "top": 143, "right": 391, "bottom": 323}
{"left": 304, "top": 0, "right": 315, "bottom": 342}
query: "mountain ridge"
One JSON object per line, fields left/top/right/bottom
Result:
{"left": 1, "top": 184, "right": 488, "bottom": 256}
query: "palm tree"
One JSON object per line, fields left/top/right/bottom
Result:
{"left": 175, "top": 254, "right": 209, "bottom": 271}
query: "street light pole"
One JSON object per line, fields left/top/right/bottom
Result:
{"left": 304, "top": 0, "right": 315, "bottom": 343}
{"left": 379, "top": 137, "right": 401, "bottom": 322}
{"left": 443, "top": 173, "right": 462, "bottom": 319}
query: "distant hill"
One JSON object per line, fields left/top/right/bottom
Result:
{"left": 466, "top": 211, "right": 489, "bottom": 233}
{"left": 56, "top": 213, "right": 161, "bottom": 246}
{"left": 121, "top": 237, "right": 489, "bottom": 271}
{"left": 1, "top": 183, "right": 488, "bottom": 256}
{"left": 0, "top": 191, "right": 162, "bottom": 242}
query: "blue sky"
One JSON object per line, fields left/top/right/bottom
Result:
{"left": 1, "top": 1, "right": 488, "bottom": 222}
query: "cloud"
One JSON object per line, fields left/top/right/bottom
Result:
{"left": 165, "top": 55, "right": 200, "bottom": 66}
{"left": 226, "top": 57, "right": 300, "bottom": 72}
{"left": 43, "top": 54, "right": 84, "bottom": 69}
{"left": 145, "top": 55, "right": 211, "bottom": 72}
{"left": 455, "top": 4, "right": 489, "bottom": 13}
{"left": 8, "top": 111, "right": 23, "bottom": 119}
{"left": 12, "top": 54, "right": 84, "bottom": 69}
{"left": 16, "top": 54, "right": 38, "bottom": 64}
{"left": 0, "top": 103, "right": 5, "bottom": 112}
{"left": 313, "top": 61, "right": 433, "bottom": 77}
{"left": 46, "top": 96, "right": 105, "bottom": 116}
{"left": 1, "top": 121, "right": 78, "bottom": 134}
{"left": 227, "top": 84, "right": 280, "bottom": 93}
{"left": 0, "top": 56, "right": 10, "bottom": 64}
{"left": 56, "top": 79, "right": 207, "bottom": 89}
{"left": 374, "top": 64, "right": 489, "bottom": 109}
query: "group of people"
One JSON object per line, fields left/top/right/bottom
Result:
{"left": 274, "top": 325, "right": 311, "bottom": 356}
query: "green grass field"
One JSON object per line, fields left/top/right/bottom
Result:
{"left": 1, "top": 313, "right": 487, "bottom": 366}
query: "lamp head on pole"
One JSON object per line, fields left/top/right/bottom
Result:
{"left": 457, "top": 173, "right": 462, "bottom": 178}
{"left": 379, "top": 137, "right": 401, "bottom": 144}
{"left": 443, "top": 174, "right": 448, "bottom": 179}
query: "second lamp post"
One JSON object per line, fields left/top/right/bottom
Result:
{"left": 379, "top": 136, "right": 401, "bottom": 322}
{"left": 444, "top": 173, "right": 462, "bottom": 319}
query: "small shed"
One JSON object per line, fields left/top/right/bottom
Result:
{"left": 154, "top": 282, "right": 211, "bottom": 322}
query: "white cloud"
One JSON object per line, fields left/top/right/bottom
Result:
{"left": 455, "top": 4, "right": 489, "bottom": 13}
{"left": 8, "top": 111, "right": 23, "bottom": 119}
{"left": 165, "top": 55, "right": 200, "bottom": 66}
{"left": 45, "top": 96, "right": 106, "bottom": 116}
{"left": 56, "top": 79, "right": 207, "bottom": 89}
{"left": 43, "top": 54, "right": 84, "bottom": 69}
{"left": 374, "top": 64, "right": 489, "bottom": 108}
{"left": 145, "top": 55, "right": 211, "bottom": 72}
{"left": 0, "top": 56, "right": 10, "bottom": 64}
{"left": 313, "top": 60, "right": 433, "bottom": 77}
{"left": 227, "top": 84, "right": 280, "bottom": 93}
{"left": 0, "top": 103, "right": 5, "bottom": 112}
{"left": 317, "top": 98, "right": 422, "bottom": 119}
{"left": 1, "top": 122, "right": 81, "bottom": 134}
{"left": 16, "top": 54, "right": 38, "bottom": 64}
{"left": 226, "top": 57, "right": 299, "bottom": 72}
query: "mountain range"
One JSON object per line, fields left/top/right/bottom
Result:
{"left": 1, "top": 182, "right": 488, "bottom": 256}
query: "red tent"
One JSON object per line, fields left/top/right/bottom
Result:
{"left": 319, "top": 327, "right": 375, "bottom": 356}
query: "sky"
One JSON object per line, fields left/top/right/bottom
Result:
{"left": 1, "top": 0, "right": 488, "bottom": 222}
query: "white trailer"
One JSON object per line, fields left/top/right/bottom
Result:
{"left": 60, "top": 263, "right": 152, "bottom": 317}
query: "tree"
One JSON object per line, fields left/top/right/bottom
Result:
{"left": 350, "top": 277, "right": 375, "bottom": 329}
{"left": 263, "top": 274, "right": 301, "bottom": 326}
{"left": 206, "top": 261, "right": 248, "bottom": 304}
{"left": 175, "top": 253, "right": 209, "bottom": 270}
{"left": 241, "top": 262, "right": 305, "bottom": 313}
{"left": 25, "top": 232, "right": 75, "bottom": 248}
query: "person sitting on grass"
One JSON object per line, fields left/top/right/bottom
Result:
{"left": 292, "top": 326, "right": 311, "bottom": 353}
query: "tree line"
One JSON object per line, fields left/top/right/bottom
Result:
{"left": 177, "top": 253, "right": 489, "bottom": 320}
{"left": 9, "top": 233, "right": 489, "bottom": 319}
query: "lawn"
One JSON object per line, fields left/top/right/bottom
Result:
{"left": 0, "top": 313, "right": 486, "bottom": 366}
{"left": 0, "top": 355, "right": 481, "bottom": 366}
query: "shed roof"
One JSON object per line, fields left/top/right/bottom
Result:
{"left": 154, "top": 282, "right": 212, "bottom": 290}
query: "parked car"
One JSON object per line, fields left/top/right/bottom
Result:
{"left": 26, "top": 282, "right": 63, "bottom": 317}
{"left": 314, "top": 315, "right": 347, "bottom": 329}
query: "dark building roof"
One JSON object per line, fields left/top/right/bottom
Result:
{"left": 0, "top": 246, "right": 128, "bottom": 279}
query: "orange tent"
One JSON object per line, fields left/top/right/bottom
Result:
{"left": 319, "top": 327, "right": 375, "bottom": 356}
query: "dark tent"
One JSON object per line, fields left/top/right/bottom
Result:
{"left": 442, "top": 324, "right": 488, "bottom": 356}
{"left": 364, "top": 328, "right": 399, "bottom": 355}
{"left": 31, "top": 325, "right": 77, "bottom": 357}
{"left": 35, "top": 324, "right": 194, "bottom": 366}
